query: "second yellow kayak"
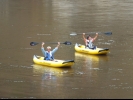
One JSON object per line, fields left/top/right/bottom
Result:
{"left": 75, "top": 43, "right": 110, "bottom": 55}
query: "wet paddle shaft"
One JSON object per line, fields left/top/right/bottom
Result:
{"left": 30, "top": 41, "right": 72, "bottom": 46}
{"left": 70, "top": 32, "right": 112, "bottom": 36}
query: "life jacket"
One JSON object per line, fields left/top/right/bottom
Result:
{"left": 44, "top": 51, "right": 54, "bottom": 60}
{"left": 86, "top": 39, "right": 96, "bottom": 49}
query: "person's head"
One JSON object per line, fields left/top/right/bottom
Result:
{"left": 47, "top": 46, "right": 51, "bottom": 51}
{"left": 86, "top": 35, "right": 91, "bottom": 40}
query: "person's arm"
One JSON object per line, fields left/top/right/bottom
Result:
{"left": 41, "top": 42, "right": 46, "bottom": 56}
{"left": 92, "top": 33, "right": 98, "bottom": 42}
{"left": 83, "top": 33, "right": 86, "bottom": 45}
{"left": 52, "top": 42, "right": 60, "bottom": 54}
{"left": 41, "top": 42, "right": 44, "bottom": 48}
{"left": 83, "top": 33, "right": 86, "bottom": 41}
{"left": 56, "top": 42, "right": 60, "bottom": 48}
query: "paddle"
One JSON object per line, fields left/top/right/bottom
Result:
{"left": 30, "top": 41, "right": 72, "bottom": 46}
{"left": 70, "top": 32, "right": 112, "bottom": 36}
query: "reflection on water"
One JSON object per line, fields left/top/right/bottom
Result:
{"left": 75, "top": 52, "right": 99, "bottom": 68}
{"left": 74, "top": 52, "right": 109, "bottom": 78}
{"left": 32, "top": 64, "right": 73, "bottom": 80}
{"left": 75, "top": 52, "right": 109, "bottom": 69}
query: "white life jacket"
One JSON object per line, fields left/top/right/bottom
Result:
{"left": 86, "top": 39, "right": 94, "bottom": 49}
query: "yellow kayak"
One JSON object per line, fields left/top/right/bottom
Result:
{"left": 33, "top": 55, "right": 74, "bottom": 68}
{"left": 75, "top": 43, "right": 110, "bottom": 55}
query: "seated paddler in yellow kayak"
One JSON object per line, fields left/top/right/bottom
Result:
{"left": 82, "top": 32, "right": 98, "bottom": 49}
{"left": 31, "top": 41, "right": 74, "bottom": 67}
{"left": 41, "top": 42, "right": 60, "bottom": 61}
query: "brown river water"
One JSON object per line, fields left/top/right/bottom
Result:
{"left": 0, "top": 0, "right": 133, "bottom": 99}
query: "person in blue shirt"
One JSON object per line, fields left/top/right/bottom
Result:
{"left": 41, "top": 42, "right": 60, "bottom": 60}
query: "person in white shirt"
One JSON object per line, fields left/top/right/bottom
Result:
{"left": 83, "top": 33, "right": 98, "bottom": 49}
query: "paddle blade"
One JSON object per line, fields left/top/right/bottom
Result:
{"left": 30, "top": 42, "right": 39, "bottom": 46}
{"left": 104, "top": 32, "right": 112, "bottom": 35}
{"left": 63, "top": 41, "right": 72, "bottom": 45}
{"left": 70, "top": 32, "right": 77, "bottom": 36}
